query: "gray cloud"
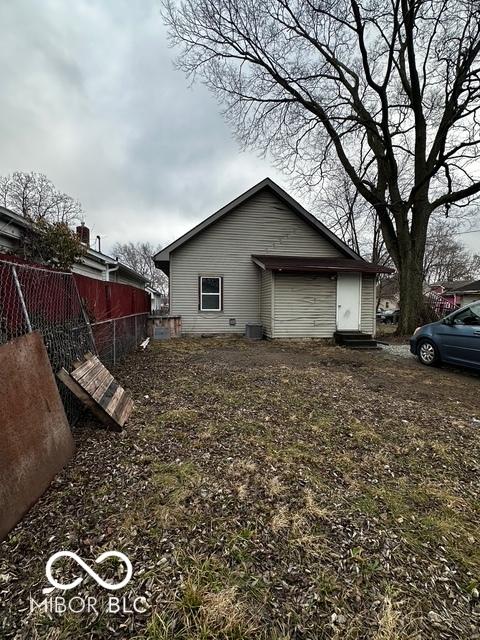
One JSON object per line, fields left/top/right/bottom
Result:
{"left": 3, "top": 1, "right": 477, "bottom": 255}
{"left": 0, "top": 0, "right": 284, "bottom": 253}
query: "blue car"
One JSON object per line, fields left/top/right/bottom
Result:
{"left": 410, "top": 301, "right": 480, "bottom": 370}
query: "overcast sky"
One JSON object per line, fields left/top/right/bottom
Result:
{"left": 0, "top": 0, "right": 478, "bottom": 255}
{"left": 0, "top": 0, "right": 284, "bottom": 254}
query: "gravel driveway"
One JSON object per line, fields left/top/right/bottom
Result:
{"left": 379, "top": 342, "right": 414, "bottom": 359}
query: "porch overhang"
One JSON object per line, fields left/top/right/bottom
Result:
{"left": 252, "top": 255, "right": 395, "bottom": 275}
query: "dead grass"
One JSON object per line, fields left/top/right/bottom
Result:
{"left": 1, "top": 336, "right": 479, "bottom": 639}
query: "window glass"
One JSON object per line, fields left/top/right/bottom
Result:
{"left": 453, "top": 303, "right": 480, "bottom": 326}
{"left": 200, "top": 277, "right": 222, "bottom": 311}
{"left": 202, "top": 277, "right": 220, "bottom": 294}
{"left": 201, "top": 294, "right": 220, "bottom": 310}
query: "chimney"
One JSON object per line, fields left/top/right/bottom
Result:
{"left": 76, "top": 222, "right": 90, "bottom": 246}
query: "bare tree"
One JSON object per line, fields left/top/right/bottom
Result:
{"left": 423, "top": 219, "right": 480, "bottom": 283}
{"left": 163, "top": 0, "right": 480, "bottom": 332}
{"left": 112, "top": 241, "right": 168, "bottom": 295}
{"left": 0, "top": 172, "right": 83, "bottom": 224}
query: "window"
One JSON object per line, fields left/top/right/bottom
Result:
{"left": 199, "top": 276, "right": 222, "bottom": 311}
{"left": 452, "top": 302, "right": 480, "bottom": 326}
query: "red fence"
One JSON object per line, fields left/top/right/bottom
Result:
{"left": 0, "top": 252, "right": 150, "bottom": 323}
{"left": 74, "top": 274, "right": 150, "bottom": 322}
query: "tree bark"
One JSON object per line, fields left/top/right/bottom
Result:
{"left": 396, "top": 246, "right": 426, "bottom": 335}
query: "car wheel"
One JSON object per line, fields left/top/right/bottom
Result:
{"left": 417, "top": 339, "right": 440, "bottom": 366}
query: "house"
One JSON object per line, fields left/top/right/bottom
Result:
{"left": 376, "top": 277, "right": 399, "bottom": 311}
{"left": 0, "top": 206, "right": 148, "bottom": 291}
{"left": 429, "top": 280, "right": 480, "bottom": 308}
{"left": 146, "top": 284, "right": 168, "bottom": 314}
{"left": 73, "top": 223, "right": 148, "bottom": 289}
{"left": 154, "top": 178, "right": 393, "bottom": 338}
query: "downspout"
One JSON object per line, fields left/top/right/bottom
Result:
{"left": 105, "top": 258, "right": 120, "bottom": 282}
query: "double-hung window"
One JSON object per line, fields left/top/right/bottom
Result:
{"left": 199, "top": 276, "right": 223, "bottom": 311}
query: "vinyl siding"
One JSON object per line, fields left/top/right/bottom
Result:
{"left": 260, "top": 270, "right": 273, "bottom": 337}
{"left": 170, "top": 190, "right": 342, "bottom": 334}
{"left": 360, "top": 274, "right": 376, "bottom": 335}
{"left": 273, "top": 274, "right": 337, "bottom": 338}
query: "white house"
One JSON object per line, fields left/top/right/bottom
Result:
{"left": 0, "top": 206, "right": 148, "bottom": 290}
{"left": 154, "top": 178, "right": 393, "bottom": 339}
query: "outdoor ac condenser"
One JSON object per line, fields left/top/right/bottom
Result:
{"left": 245, "top": 323, "right": 263, "bottom": 340}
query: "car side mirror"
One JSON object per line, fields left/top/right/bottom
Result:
{"left": 443, "top": 317, "right": 453, "bottom": 325}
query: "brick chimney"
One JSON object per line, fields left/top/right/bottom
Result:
{"left": 76, "top": 222, "right": 90, "bottom": 246}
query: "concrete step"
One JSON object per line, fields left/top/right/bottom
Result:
{"left": 348, "top": 344, "right": 382, "bottom": 351}
{"left": 341, "top": 339, "right": 378, "bottom": 348}
{"left": 334, "top": 331, "right": 374, "bottom": 345}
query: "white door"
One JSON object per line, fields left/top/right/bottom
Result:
{"left": 336, "top": 273, "right": 361, "bottom": 330}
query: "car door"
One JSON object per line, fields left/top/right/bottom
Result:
{"left": 439, "top": 302, "right": 480, "bottom": 367}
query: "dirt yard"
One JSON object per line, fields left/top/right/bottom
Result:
{"left": 1, "top": 337, "right": 479, "bottom": 639}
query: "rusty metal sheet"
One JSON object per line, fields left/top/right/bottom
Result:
{"left": 0, "top": 332, "right": 74, "bottom": 541}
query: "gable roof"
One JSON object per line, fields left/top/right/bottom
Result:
{"left": 447, "top": 279, "right": 480, "bottom": 293}
{"left": 153, "top": 178, "right": 364, "bottom": 272}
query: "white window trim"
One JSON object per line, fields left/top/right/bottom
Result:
{"left": 199, "top": 276, "right": 223, "bottom": 312}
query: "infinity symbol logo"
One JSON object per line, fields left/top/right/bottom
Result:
{"left": 43, "top": 551, "right": 133, "bottom": 594}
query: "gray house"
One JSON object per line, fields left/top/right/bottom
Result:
{"left": 154, "top": 179, "right": 392, "bottom": 339}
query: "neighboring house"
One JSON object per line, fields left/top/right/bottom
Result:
{"left": 377, "top": 278, "right": 399, "bottom": 311}
{"left": 154, "top": 178, "right": 393, "bottom": 338}
{"left": 0, "top": 207, "right": 148, "bottom": 291}
{"left": 0, "top": 206, "right": 28, "bottom": 251}
{"left": 146, "top": 285, "right": 168, "bottom": 314}
{"left": 430, "top": 280, "right": 480, "bottom": 307}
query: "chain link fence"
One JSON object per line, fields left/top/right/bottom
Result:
{"left": 0, "top": 258, "right": 148, "bottom": 425}
{"left": 92, "top": 313, "right": 148, "bottom": 367}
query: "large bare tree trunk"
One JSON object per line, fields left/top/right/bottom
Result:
{"left": 397, "top": 254, "right": 425, "bottom": 335}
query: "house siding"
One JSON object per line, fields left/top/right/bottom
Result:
{"left": 260, "top": 270, "right": 273, "bottom": 337}
{"left": 273, "top": 274, "right": 337, "bottom": 338}
{"left": 170, "top": 190, "right": 342, "bottom": 334}
{"left": 360, "top": 274, "right": 376, "bottom": 335}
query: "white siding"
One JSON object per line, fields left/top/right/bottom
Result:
{"left": 273, "top": 274, "right": 337, "bottom": 338}
{"left": 260, "top": 270, "right": 273, "bottom": 337}
{"left": 360, "top": 274, "right": 376, "bottom": 335}
{"left": 170, "top": 190, "right": 342, "bottom": 334}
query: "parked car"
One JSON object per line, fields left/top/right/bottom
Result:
{"left": 376, "top": 308, "right": 387, "bottom": 323}
{"left": 384, "top": 309, "right": 400, "bottom": 324}
{"left": 410, "top": 301, "right": 480, "bottom": 370}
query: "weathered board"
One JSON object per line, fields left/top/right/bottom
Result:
{"left": 57, "top": 354, "right": 133, "bottom": 431}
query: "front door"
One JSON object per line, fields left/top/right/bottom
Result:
{"left": 337, "top": 273, "right": 361, "bottom": 331}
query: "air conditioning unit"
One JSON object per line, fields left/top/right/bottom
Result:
{"left": 245, "top": 323, "right": 263, "bottom": 340}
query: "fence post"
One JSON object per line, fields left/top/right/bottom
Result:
{"left": 112, "top": 319, "right": 116, "bottom": 366}
{"left": 72, "top": 277, "right": 97, "bottom": 355}
{"left": 134, "top": 315, "right": 138, "bottom": 345}
{"left": 11, "top": 266, "right": 32, "bottom": 333}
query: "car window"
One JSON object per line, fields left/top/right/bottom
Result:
{"left": 452, "top": 303, "right": 480, "bottom": 326}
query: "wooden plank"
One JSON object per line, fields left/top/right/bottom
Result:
{"left": 99, "top": 380, "right": 119, "bottom": 411}
{"left": 92, "top": 370, "right": 115, "bottom": 402}
{"left": 58, "top": 352, "right": 133, "bottom": 431}
{"left": 114, "top": 394, "right": 133, "bottom": 427}
{"left": 74, "top": 360, "right": 104, "bottom": 388}
{"left": 57, "top": 369, "right": 121, "bottom": 432}
{"left": 105, "top": 385, "right": 123, "bottom": 417}
{"left": 84, "top": 366, "right": 111, "bottom": 396}
{"left": 71, "top": 357, "right": 97, "bottom": 381}
{"left": 73, "top": 357, "right": 101, "bottom": 383}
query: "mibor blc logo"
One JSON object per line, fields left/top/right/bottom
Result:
{"left": 30, "top": 551, "right": 148, "bottom": 615}
{"left": 43, "top": 551, "right": 133, "bottom": 594}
